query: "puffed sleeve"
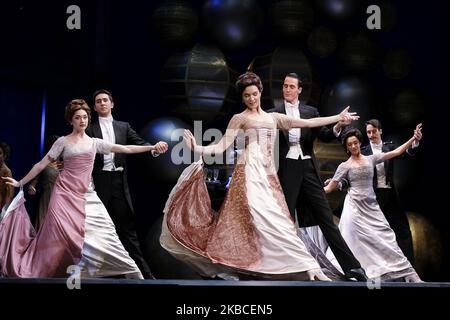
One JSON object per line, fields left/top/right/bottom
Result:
{"left": 271, "top": 113, "right": 293, "bottom": 131}
{"left": 370, "top": 153, "right": 384, "bottom": 165}
{"left": 46, "top": 136, "right": 65, "bottom": 160}
{"left": 94, "top": 138, "right": 113, "bottom": 155}
{"left": 331, "top": 162, "right": 349, "bottom": 182}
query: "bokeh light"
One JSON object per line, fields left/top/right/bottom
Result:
{"left": 270, "top": 0, "right": 314, "bottom": 40}
{"left": 383, "top": 49, "right": 412, "bottom": 80}
{"left": 307, "top": 26, "right": 337, "bottom": 58}
{"left": 250, "top": 47, "right": 314, "bottom": 108}
{"left": 160, "top": 44, "right": 238, "bottom": 123}
{"left": 202, "top": 0, "right": 262, "bottom": 50}
{"left": 140, "top": 117, "right": 191, "bottom": 185}
{"left": 151, "top": 0, "right": 199, "bottom": 48}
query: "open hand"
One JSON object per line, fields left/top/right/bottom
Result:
{"left": 183, "top": 129, "right": 197, "bottom": 151}
{"left": 324, "top": 178, "right": 343, "bottom": 191}
{"left": 2, "top": 176, "right": 20, "bottom": 188}
{"left": 54, "top": 160, "right": 64, "bottom": 171}
{"left": 28, "top": 185, "right": 37, "bottom": 195}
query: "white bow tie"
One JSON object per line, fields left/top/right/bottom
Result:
{"left": 285, "top": 102, "right": 299, "bottom": 109}
{"left": 99, "top": 116, "right": 114, "bottom": 123}
{"left": 371, "top": 142, "right": 382, "bottom": 150}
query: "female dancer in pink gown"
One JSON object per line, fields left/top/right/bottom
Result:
{"left": 0, "top": 99, "right": 168, "bottom": 278}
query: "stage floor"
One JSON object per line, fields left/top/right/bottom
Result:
{"left": 2, "top": 278, "right": 448, "bottom": 317}
{"left": 1, "top": 278, "right": 449, "bottom": 287}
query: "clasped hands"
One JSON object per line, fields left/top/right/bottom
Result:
{"left": 153, "top": 141, "right": 169, "bottom": 154}
{"left": 339, "top": 106, "right": 360, "bottom": 125}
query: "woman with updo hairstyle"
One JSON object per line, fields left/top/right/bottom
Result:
{"left": 235, "top": 71, "right": 263, "bottom": 98}
{"left": 342, "top": 127, "right": 363, "bottom": 150}
{"left": 1, "top": 99, "right": 167, "bottom": 279}
{"left": 160, "top": 71, "right": 360, "bottom": 281}
{"left": 324, "top": 124, "right": 423, "bottom": 282}
{"left": 64, "top": 99, "right": 91, "bottom": 125}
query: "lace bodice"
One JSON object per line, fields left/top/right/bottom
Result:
{"left": 332, "top": 154, "right": 384, "bottom": 191}
{"left": 44, "top": 136, "right": 113, "bottom": 195}
{"left": 200, "top": 112, "right": 293, "bottom": 156}
{"left": 47, "top": 136, "right": 113, "bottom": 160}
{"left": 197, "top": 112, "right": 296, "bottom": 172}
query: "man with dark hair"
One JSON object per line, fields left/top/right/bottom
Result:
{"left": 86, "top": 89, "right": 168, "bottom": 279}
{"left": 361, "top": 119, "right": 422, "bottom": 265}
{"left": 269, "top": 73, "right": 367, "bottom": 281}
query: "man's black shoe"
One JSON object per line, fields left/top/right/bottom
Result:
{"left": 345, "top": 268, "right": 368, "bottom": 281}
{"left": 143, "top": 272, "right": 156, "bottom": 279}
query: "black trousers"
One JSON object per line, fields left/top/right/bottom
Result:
{"left": 375, "top": 188, "right": 415, "bottom": 266}
{"left": 94, "top": 171, "right": 152, "bottom": 278}
{"left": 279, "top": 158, "right": 361, "bottom": 272}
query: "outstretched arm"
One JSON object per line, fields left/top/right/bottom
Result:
{"left": 290, "top": 106, "right": 359, "bottom": 128}
{"left": 324, "top": 162, "right": 349, "bottom": 194}
{"left": 324, "top": 177, "right": 347, "bottom": 191}
{"left": 2, "top": 156, "right": 52, "bottom": 188}
{"left": 184, "top": 129, "right": 238, "bottom": 156}
{"left": 183, "top": 115, "right": 241, "bottom": 156}
{"left": 383, "top": 123, "right": 422, "bottom": 161}
{"left": 324, "top": 180, "right": 339, "bottom": 194}
{"left": 111, "top": 141, "right": 168, "bottom": 154}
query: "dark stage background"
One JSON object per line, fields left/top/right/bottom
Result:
{"left": 0, "top": 0, "right": 448, "bottom": 281}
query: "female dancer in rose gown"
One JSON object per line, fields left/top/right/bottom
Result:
{"left": 1, "top": 99, "right": 168, "bottom": 278}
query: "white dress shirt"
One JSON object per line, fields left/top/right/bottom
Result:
{"left": 284, "top": 102, "right": 340, "bottom": 160}
{"left": 370, "top": 141, "right": 389, "bottom": 188}
{"left": 285, "top": 102, "right": 310, "bottom": 160}
{"left": 98, "top": 116, "right": 123, "bottom": 171}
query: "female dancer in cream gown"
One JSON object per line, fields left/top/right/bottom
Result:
{"left": 160, "top": 72, "right": 358, "bottom": 280}
{"left": 324, "top": 128, "right": 422, "bottom": 282}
